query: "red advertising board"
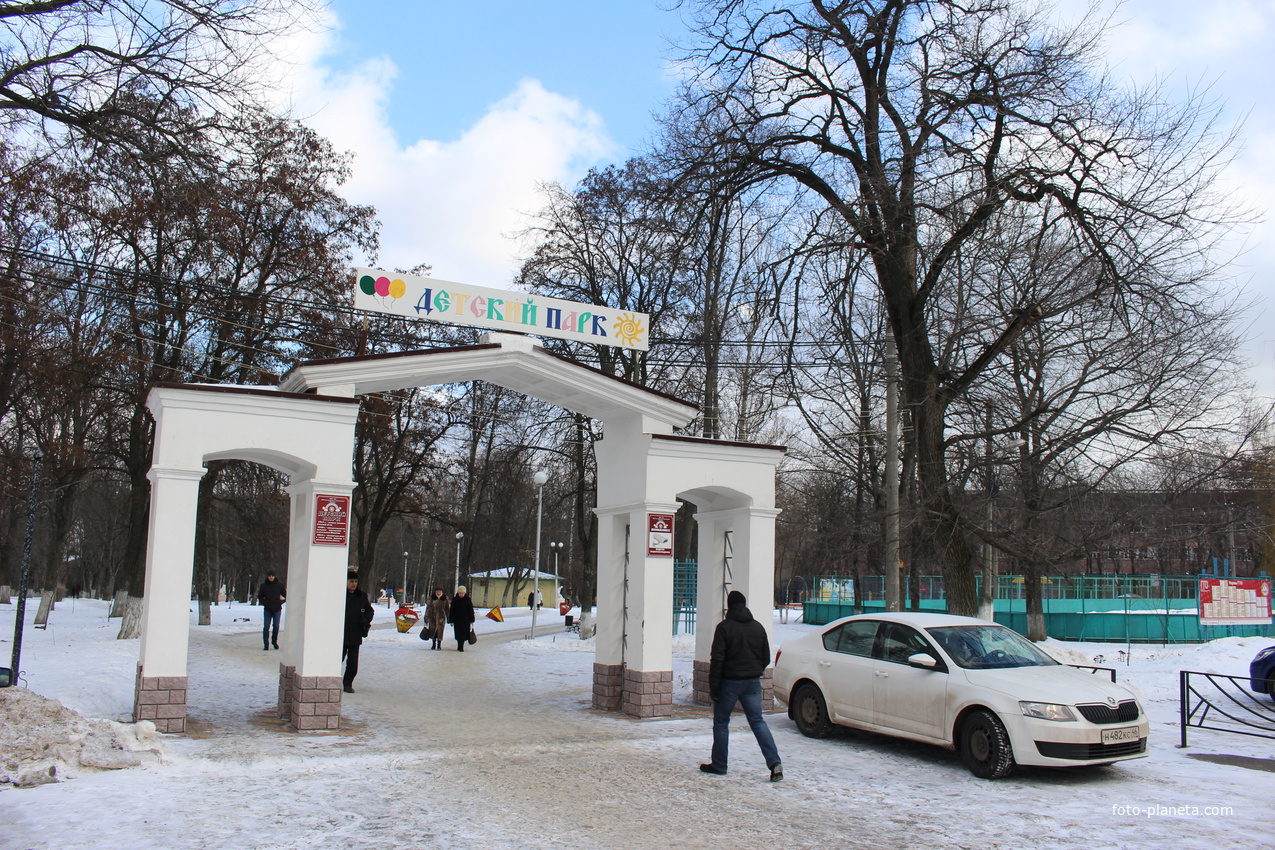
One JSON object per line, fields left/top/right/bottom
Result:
{"left": 313, "top": 494, "right": 351, "bottom": 546}
{"left": 1198, "top": 578, "right": 1272, "bottom": 625}
{"left": 647, "top": 513, "right": 674, "bottom": 558}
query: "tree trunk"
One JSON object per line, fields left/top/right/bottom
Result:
{"left": 192, "top": 463, "right": 224, "bottom": 626}
{"left": 109, "top": 589, "right": 128, "bottom": 618}
{"left": 1024, "top": 564, "right": 1046, "bottom": 641}
{"left": 573, "top": 413, "right": 598, "bottom": 640}
{"left": 117, "top": 594, "right": 143, "bottom": 639}
{"left": 116, "top": 405, "right": 154, "bottom": 637}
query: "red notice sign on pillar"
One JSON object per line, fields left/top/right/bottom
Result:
{"left": 647, "top": 513, "right": 674, "bottom": 558}
{"left": 313, "top": 494, "right": 351, "bottom": 546}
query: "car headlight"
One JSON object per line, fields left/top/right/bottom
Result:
{"left": 1019, "top": 701, "right": 1077, "bottom": 722}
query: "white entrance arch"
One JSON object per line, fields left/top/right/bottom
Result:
{"left": 137, "top": 384, "right": 360, "bottom": 732}
{"left": 137, "top": 332, "right": 782, "bottom": 729}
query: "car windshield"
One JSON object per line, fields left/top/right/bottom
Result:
{"left": 925, "top": 625, "right": 1060, "bottom": 669}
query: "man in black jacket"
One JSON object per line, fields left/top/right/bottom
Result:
{"left": 342, "top": 571, "right": 375, "bottom": 693}
{"left": 258, "top": 570, "right": 286, "bottom": 651}
{"left": 701, "top": 590, "right": 782, "bottom": 781}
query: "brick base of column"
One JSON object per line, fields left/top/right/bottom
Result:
{"left": 692, "top": 660, "right": 776, "bottom": 710}
{"left": 622, "top": 668, "right": 673, "bottom": 719}
{"left": 133, "top": 664, "right": 188, "bottom": 734}
{"left": 288, "top": 675, "right": 343, "bottom": 731}
{"left": 592, "top": 662, "right": 623, "bottom": 711}
{"left": 692, "top": 659, "right": 711, "bottom": 705}
{"left": 278, "top": 664, "right": 296, "bottom": 719}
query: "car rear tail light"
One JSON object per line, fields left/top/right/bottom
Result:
{"left": 775, "top": 649, "right": 782, "bottom": 665}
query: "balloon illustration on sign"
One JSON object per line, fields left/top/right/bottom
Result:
{"left": 358, "top": 274, "right": 407, "bottom": 302}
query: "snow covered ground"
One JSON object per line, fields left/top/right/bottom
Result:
{"left": 2, "top": 596, "right": 1273, "bottom": 849}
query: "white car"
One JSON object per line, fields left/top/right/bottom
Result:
{"left": 772, "top": 612, "right": 1149, "bottom": 779}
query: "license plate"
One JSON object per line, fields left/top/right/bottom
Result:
{"left": 1101, "top": 726, "right": 1140, "bottom": 744}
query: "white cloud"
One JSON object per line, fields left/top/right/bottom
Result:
{"left": 271, "top": 12, "right": 617, "bottom": 288}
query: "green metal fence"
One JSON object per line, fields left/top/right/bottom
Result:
{"left": 674, "top": 559, "right": 697, "bottom": 635}
{"left": 800, "top": 573, "right": 1273, "bottom": 643}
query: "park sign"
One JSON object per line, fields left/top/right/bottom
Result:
{"left": 353, "top": 269, "right": 649, "bottom": 351}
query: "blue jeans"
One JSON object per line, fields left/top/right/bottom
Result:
{"left": 263, "top": 608, "right": 281, "bottom": 648}
{"left": 710, "top": 677, "right": 780, "bottom": 771}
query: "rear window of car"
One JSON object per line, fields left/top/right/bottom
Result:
{"left": 823, "top": 620, "right": 879, "bottom": 657}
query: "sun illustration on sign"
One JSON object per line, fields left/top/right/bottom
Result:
{"left": 613, "top": 312, "right": 645, "bottom": 347}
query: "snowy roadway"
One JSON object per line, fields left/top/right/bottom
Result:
{"left": 2, "top": 599, "right": 1273, "bottom": 849}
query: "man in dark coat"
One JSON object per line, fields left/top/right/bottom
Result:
{"left": 448, "top": 585, "right": 476, "bottom": 652}
{"left": 701, "top": 590, "right": 782, "bottom": 781}
{"left": 258, "top": 570, "right": 286, "bottom": 651}
{"left": 342, "top": 571, "right": 374, "bottom": 693}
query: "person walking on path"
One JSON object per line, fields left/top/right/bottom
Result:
{"left": 342, "top": 571, "right": 375, "bottom": 693}
{"left": 258, "top": 570, "right": 286, "bottom": 651}
{"left": 701, "top": 590, "right": 782, "bottom": 782}
{"left": 425, "top": 587, "right": 450, "bottom": 650}
{"left": 448, "top": 585, "right": 475, "bottom": 652}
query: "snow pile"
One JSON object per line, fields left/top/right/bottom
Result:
{"left": 0, "top": 687, "right": 165, "bottom": 788}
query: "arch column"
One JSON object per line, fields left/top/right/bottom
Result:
{"left": 593, "top": 501, "right": 680, "bottom": 718}
{"left": 277, "top": 480, "right": 356, "bottom": 730}
{"left": 691, "top": 506, "right": 781, "bottom": 707}
{"left": 133, "top": 466, "right": 206, "bottom": 733}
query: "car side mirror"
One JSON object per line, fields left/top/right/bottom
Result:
{"left": 907, "top": 653, "right": 938, "bottom": 670}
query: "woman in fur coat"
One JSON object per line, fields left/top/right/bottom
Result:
{"left": 425, "top": 587, "right": 450, "bottom": 650}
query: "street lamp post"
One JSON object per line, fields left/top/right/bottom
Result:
{"left": 531, "top": 470, "right": 549, "bottom": 636}
{"left": 550, "top": 541, "right": 564, "bottom": 613}
{"left": 401, "top": 550, "right": 409, "bottom": 605}
{"left": 454, "top": 531, "right": 464, "bottom": 592}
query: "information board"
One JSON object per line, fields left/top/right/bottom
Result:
{"left": 1198, "top": 578, "right": 1272, "bottom": 625}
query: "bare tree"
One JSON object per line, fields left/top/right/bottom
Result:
{"left": 679, "top": 0, "right": 1250, "bottom": 613}
{"left": 0, "top": 0, "right": 315, "bottom": 148}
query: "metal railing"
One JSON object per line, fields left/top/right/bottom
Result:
{"left": 1179, "top": 670, "right": 1275, "bottom": 747}
{"left": 1067, "top": 664, "right": 1117, "bottom": 683}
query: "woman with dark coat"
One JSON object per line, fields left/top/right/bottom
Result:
{"left": 425, "top": 587, "right": 450, "bottom": 650}
{"left": 448, "top": 585, "right": 476, "bottom": 652}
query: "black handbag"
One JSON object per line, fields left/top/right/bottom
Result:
{"left": 468, "top": 626, "right": 477, "bottom": 645}
{"left": 419, "top": 624, "right": 431, "bottom": 641}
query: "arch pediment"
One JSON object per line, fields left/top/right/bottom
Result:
{"left": 279, "top": 332, "right": 698, "bottom": 432}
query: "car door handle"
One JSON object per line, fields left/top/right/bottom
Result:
{"left": 874, "top": 671, "right": 889, "bottom": 678}
{"left": 818, "top": 661, "right": 831, "bottom": 667}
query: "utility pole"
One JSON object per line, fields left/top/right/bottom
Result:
{"left": 884, "top": 337, "right": 901, "bottom": 612}
{"left": 979, "top": 403, "right": 995, "bottom": 621}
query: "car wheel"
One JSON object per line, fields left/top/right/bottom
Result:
{"left": 792, "top": 683, "right": 834, "bottom": 738}
{"left": 960, "top": 709, "right": 1015, "bottom": 779}
{"left": 1267, "top": 674, "right": 1275, "bottom": 701}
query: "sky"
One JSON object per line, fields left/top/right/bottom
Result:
{"left": 3, "top": 597, "right": 1273, "bottom": 846}
{"left": 273, "top": 0, "right": 1275, "bottom": 397}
